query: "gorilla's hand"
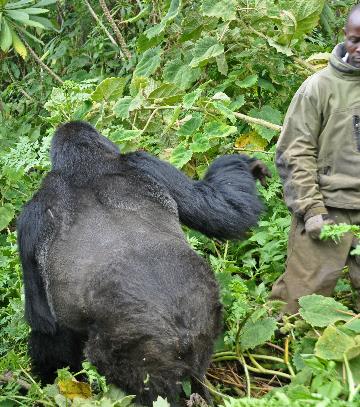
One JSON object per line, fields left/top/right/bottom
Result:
{"left": 249, "top": 160, "right": 272, "bottom": 187}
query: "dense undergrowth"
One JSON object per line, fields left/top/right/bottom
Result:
{"left": 1, "top": 0, "right": 360, "bottom": 405}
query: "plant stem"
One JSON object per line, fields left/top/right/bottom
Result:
{"left": 99, "top": 0, "right": 131, "bottom": 59}
{"left": 84, "top": 0, "right": 117, "bottom": 46}
{"left": 20, "top": 37, "right": 63, "bottom": 85}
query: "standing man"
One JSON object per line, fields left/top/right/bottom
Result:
{"left": 271, "top": 5, "right": 360, "bottom": 314}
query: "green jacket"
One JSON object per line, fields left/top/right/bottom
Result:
{"left": 276, "top": 43, "right": 360, "bottom": 220}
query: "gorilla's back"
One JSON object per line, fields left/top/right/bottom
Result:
{"left": 46, "top": 173, "right": 220, "bottom": 344}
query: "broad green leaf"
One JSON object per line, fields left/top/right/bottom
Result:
{"left": 134, "top": 47, "right": 162, "bottom": 77}
{"left": 21, "top": 7, "right": 49, "bottom": 14}
{"left": 111, "top": 128, "right": 142, "bottom": 143}
{"left": 202, "top": 0, "right": 237, "bottom": 21}
{"left": 163, "top": 59, "right": 200, "bottom": 90}
{"left": 114, "top": 96, "right": 141, "bottom": 119}
{"left": 299, "top": 294, "right": 352, "bottom": 327}
{"left": 11, "top": 28, "right": 27, "bottom": 58}
{"left": 229, "top": 95, "right": 245, "bottom": 111}
{"left": 236, "top": 74, "right": 258, "bottom": 89}
{"left": 212, "top": 101, "right": 236, "bottom": 124}
{"left": 248, "top": 105, "right": 282, "bottom": 142}
{"left": 6, "top": 9, "right": 30, "bottom": 22}
{"left": 203, "top": 121, "right": 237, "bottom": 139}
{"left": 0, "top": 19, "right": 12, "bottom": 52}
{"left": 178, "top": 113, "right": 203, "bottom": 136}
{"left": 240, "top": 317, "right": 277, "bottom": 350}
{"left": 169, "top": 143, "right": 193, "bottom": 169}
{"left": 152, "top": 396, "right": 170, "bottom": 407}
{"left": 216, "top": 53, "right": 228, "bottom": 75}
{"left": 315, "top": 325, "right": 359, "bottom": 361}
{"left": 145, "top": 0, "right": 181, "bottom": 38}
{"left": 0, "top": 204, "right": 15, "bottom": 230}
{"left": 148, "top": 83, "right": 184, "bottom": 104}
{"left": 183, "top": 89, "right": 202, "bottom": 109}
{"left": 6, "top": 0, "right": 33, "bottom": 8}
{"left": 345, "top": 319, "right": 360, "bottom": 333}
{"left": 190, "top": 132, "right": 211, "bottom": 153}
{"left": 91, "top": 78, "right": 126, "bottom": 102}
{"left": 267, "top": 38, "right": 293, "bottom": 56}
{"left": 31, "top": 15, "right": 57, "bottom": 30}
{"left": 35, "top": 0, "right": 57, "bottom": 6}
{"left": 258, "top": 78, "right": 276, "bottom": 93}
{"left": 136, "top": 32, "right": 164, "bottom": 53}
{"left": 190, "top": 37, "right": 224, "bottom": 68}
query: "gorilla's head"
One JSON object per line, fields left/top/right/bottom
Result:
{"left": 51, "top": 121, "right": 120, "bottom": 176}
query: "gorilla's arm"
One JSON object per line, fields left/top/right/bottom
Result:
{"left": 126, "top": 152, "right": 264, "bottom": 240}
{"left": 17, "top": 174, "right": 71, "bottom": 334}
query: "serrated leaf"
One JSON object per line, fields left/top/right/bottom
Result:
{"left": 145, "top": 0, "right": 181, "bottom": 38}
{"left": 0, "top": 19, "right": 12, "bottom": 52}
{"left": 134, "top": 47, "right": 162, "bottom": 77}
{"left": 236, "top": 74, "right": 258, "bottom": 88}
{"left": 216, "top": 52, "right": 228, "bottom": 75}
{"left": 113, "top": 96, "right": 141, "bottom": 120}
{"left": 91, "top": 78, "right": 126, "bottom": 102}
{"left": 267, "top": 38, "right": 293, "bottom": 56}
{"left": 0, "top": 204, "right": 15, "bottom": 230}
{"left": 229, "top": 95, "right": 245, "bottom": 111}
{"left": 212, "top": 101, "right": 236, "bottom": 124}
{"left": 169, "top": 143, "right": 193, "bottom": 168}
{"left": 204, "top": 121, "right": 237, "bottom": 139}
{"left": 190, "top": 132, "right": 211, "bottom": 153}
{"left": 178, "top": 112, "right": 203, "bottom": 136}
{"left": 212, "top": 92, "right": 230, "bottom": 101}
{"left": 183, "top": 89, "right": 202, "bottom": 109}
{"left": 315, "top": 326, "right": 360, "bottom": 361}
{"left": 248, "top": 105, "right": 282, "bottom": 142}
{"left": 163, "top": 59, "right": 200, "bottom": 90}
{"left": 111, "top": 128, "right": 142, "bottom": 143}
{"left": 148, "top": 83, "right": 184, "bottom": 104}
{"left": 190, "top": 37, "right": 224, "bottom": 68}
{"left": 299, "top": 294, "right": 352, "bottom": 327}
{"left": 202, "top": 0, "right": 237, "bottom": 21}
{"left": 240, "top": 317, "right": 277, "bottom": 350}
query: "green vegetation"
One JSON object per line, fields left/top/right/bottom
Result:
{"left": 1, "top": 0, "right": 360, "bottom": 405}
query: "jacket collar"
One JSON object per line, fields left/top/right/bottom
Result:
{"left": 329, "top": 43, "right": 360, "bottom": 76}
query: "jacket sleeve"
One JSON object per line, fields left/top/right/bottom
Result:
{"left": 276, "top": 83, "right": 327, "bottom": 220}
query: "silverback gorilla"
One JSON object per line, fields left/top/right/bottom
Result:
{"left": 17, "top": 121, "right": 268, "bottom": 405}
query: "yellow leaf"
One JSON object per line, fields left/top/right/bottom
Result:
{"left": 11, "top": 29, "right": 27, "bottom": 59}
{"left": 58, "top": 379, "right": 92, "bottom": 400}
{"left": 234, "top": 131, "right": 268, "bottom": 150}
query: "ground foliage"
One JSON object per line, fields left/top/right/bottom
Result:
{"left": 1, "top": 0, "right": 360, "bottom": 405}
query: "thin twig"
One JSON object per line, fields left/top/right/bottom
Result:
{"left": 99, "top": 0, "right": 131, "bottom": 59}
{"left": 84, "top": 0, "right": 117, "bottom": 46}
{"left": 20, "top": 36, "right": 63, "bottom": 85}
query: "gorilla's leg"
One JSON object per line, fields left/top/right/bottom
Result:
{"left": 29, "top": 327, "right": 87, "bottom": 383}
{"left": 84, "top": 328, "right": 185, "bottom": 406}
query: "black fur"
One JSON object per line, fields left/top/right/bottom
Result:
{"left": 17, "top": 121, "right": 264, "bottom": 405}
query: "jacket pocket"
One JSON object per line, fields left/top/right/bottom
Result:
{"left": 353, "top": 115, "right": 360, "bottom": 152}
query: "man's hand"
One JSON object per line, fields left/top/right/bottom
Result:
{"left": 249, "top": 160, "right": 272, "bottom": 187}
{"left": 305, "top": 214, "right": 335, "bottom": 240}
